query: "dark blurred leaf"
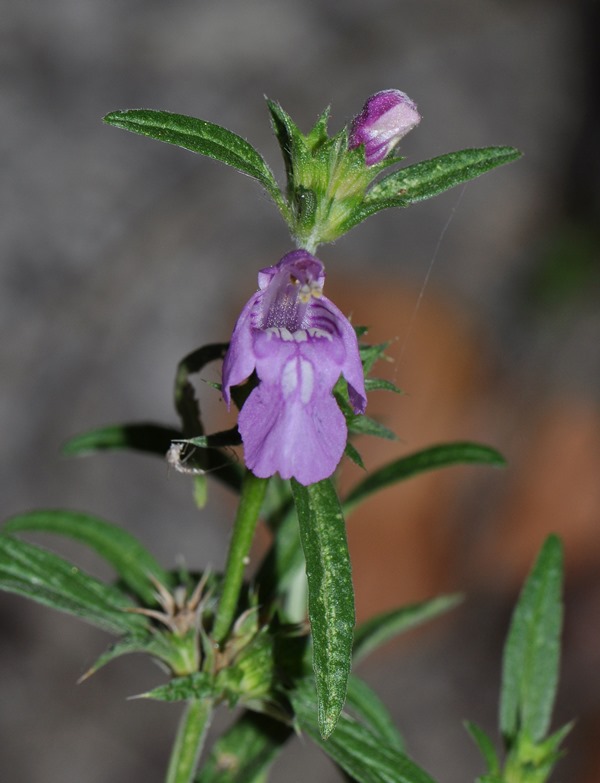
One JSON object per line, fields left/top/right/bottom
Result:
{"left": 344, "top": 442, "right": 506, "bottom": 514}
{"left": 353, "top": 595, "right": 462, "bottom": 664}
{"left": 174, "top": 343, "right": 229, "bottom": 436}
{"left": 63, "top": 422, "right": 180, "bottom": 457}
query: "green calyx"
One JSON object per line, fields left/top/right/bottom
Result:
{"left": 267, "top": 100, "right": 382, "bottom": 250}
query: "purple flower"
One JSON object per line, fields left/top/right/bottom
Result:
{"left": 349, "top": 90, "right": 421, "bottom": 166}
{"left": 222, "top": 250, "right": 366, "bottom": 485}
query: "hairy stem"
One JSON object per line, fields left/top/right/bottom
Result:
{"left": 166, "top": 698, "right": 213, "bottom": 783}
{"left": 213, "top": 471, "right": 268, "bottom": 645}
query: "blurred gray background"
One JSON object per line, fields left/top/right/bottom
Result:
{"left": 2, "top": 0, "right": 600, "bottom": 781}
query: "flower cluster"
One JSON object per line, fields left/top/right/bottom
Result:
{"left": 223, "top": 91, "right": 424, "bottom": 485}
{"left": 223, "top": 250, "right": 366, "bottom": 486}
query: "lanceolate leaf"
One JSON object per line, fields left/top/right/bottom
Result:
{"left": 368, "top": 146, "right": 522, "bottom": 204}
{"left": 353, "top": 595, "right": 463, "bottom": 664}
{"left": 292, "top": 679, "right": 438, "bottom": 783}
{"left": 197, "top": 711, "right": 291, "bottom": 783}
{"left": 63, "top": 423, "right": 180, "bottom": 457}
{"left": 345, "top": 441, "right": 366, "bottom": 470}
{"left": 104, "top": 110, "right": 287, "bottom": 213}
{"left": 347, "top": 414, "right": 398, "bottom": 441}
{"left": 500, "top": 535, "right": 564, "bottom": 746}
{"left": 343, "top": 146, "right": 521, "bottom": 232}
{"left": 364, "top": 378, "right": 404, "bottom": 394}
{"left": 0, "top": 535, "right": 147, "bottom": 634}
{"left": 266, "top": 100, "right": 306, "bottom": 194}
{"left": 4, "top": 510, "right": 171, "bottom": 605}
{"left": 464, "top": 721, "right": 501, "bottom": 777}
{"left": 291, "top": 479, "right": 355, "bottom": 739}
{"left": 344, "top": 442, "right": 506, "bottom": 514}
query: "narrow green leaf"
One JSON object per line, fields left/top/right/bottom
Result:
{"left": 344, "top": 442, "right": 506, "bottom": 514}
{"left": 136, "top": 671, "right": 214, "bottom": 702}
{"left": 343, "top": 146, "right": 522, "bottom": 232}
{"left": 197, "top": 711, "right": 291, "bottom": 783}
{"left": 0, "top": 535, "right": 147, "bottom": 634}
{"left": 346, "top": 676, "right": 404, "bottom": 751}
{"left": 367, "top": 147, "right": 522, "bottom": 203}
{"left": 353, "top": 594, "right": 462, "bottom": 664}
{"left": 359, "top": 341, "right": 391, "bottom": 376}
{"left": 62, "top": 423, "right": 180, "bottom": 457}
{"left": 104, "top": 110, "right": 286, "bottom": 211}
{"left": 266, "top": 99, "right": 304, "bottom": 192}
{"left": 174, "top": 342, "right": 229, "bottom": 435}
{"left": 291, "top": 479, "right": 355, "bottom": 739}
{"left": 173, "top": 343, "right": 243, "bottom": 493}
{"left": 4, "top": 510, "right": 171, "bottom": 605}
{"left": 176, "top": 343, "right": 230, "bottom": 383}
{"left": 345, "top": 441, "right": 366, "bottom": 470}
{"left": 79, "top": 632, "right": 177, "bottom": 681}
{"left": 347, "top": 414, "right": 398, "bottom": 441}
{"left": 465, "top": 721, "right": 501, "bottom": 776}
{"left": 500, "top": 535, "right": 564, "bottom": 746}
{"left": 364, "top": 378, "right": 404, "bottom": 394}
{"left": 292, "top": 679, "right": 438, "bottom": 783}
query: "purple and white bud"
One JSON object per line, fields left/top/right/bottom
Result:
{"left": 349, "top": 90, "right": 421, "bottom": 166}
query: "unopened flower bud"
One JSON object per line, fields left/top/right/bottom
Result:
{"left": 349, "top": 90, "right": 421, "bottom": 166}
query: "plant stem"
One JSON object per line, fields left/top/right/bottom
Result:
{"left": 166, "top": 698, "right": 213, "bottom": 783}
{"left": 213, "top": 471, "right": 268, "bottom": 645}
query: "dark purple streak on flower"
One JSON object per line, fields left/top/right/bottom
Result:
{"left": 223, "top": 250, "right": 366, "bottom": 486}
{"left": 349, "top": 89, "right": 421, "bottom": 166}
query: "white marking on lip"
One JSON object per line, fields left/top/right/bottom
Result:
{"left": 299, "top": 358, "right": 314, "bottom": 404}
{"left": 281, "top": 359, "right": 298, "bottom": 398}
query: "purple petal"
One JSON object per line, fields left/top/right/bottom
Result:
{"left": 238, "top": 376, "right": 347, "bottom": 486}
{"left": 222, "top": 291, "right": 260, "bottom": 407}
{"left": 222, "top": 249, "right": 367, "bottom": 484}
{"left": 312, "top": 297, "right": 366, "bottom": 414}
